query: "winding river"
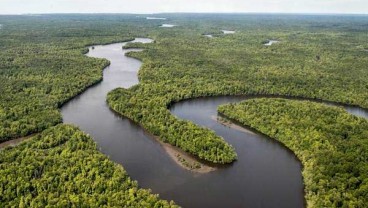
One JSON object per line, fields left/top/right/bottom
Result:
{"left": 61, "top": 39, "right": 368, "bottom": 208}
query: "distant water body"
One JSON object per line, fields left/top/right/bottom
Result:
{"left": 160, "top": 24, "right": 176, "bottom": 28}
{"left": 146, "top": 17, "right": 167, "bottom": 20}
{"left": 264, "top": 40, "right": 279, "bottom": 46}
{"left": 222, "top": 30, "right": 235, "bottom": 34}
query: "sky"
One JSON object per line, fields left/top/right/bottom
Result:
{"left": 0, "top": 0, "right": 367, "bottom": 15}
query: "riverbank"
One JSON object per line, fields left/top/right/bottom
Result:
{"left": 0, "top": 134, "right": 36, "bottom": 149}
{"left": 155, "top": 136, "right": 216, "bottom": 173}
{"left": 212, "top": 115, "right": 256, "bottom": 135}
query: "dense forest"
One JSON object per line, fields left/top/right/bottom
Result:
{"left": 0, "top": 124, "right": 177, "bottom": 207}
{"left": 1, "top": 14, "right": 368, "bottom": 206}
{"left": 218, "top": 98, "right": 368, "bottom": 207}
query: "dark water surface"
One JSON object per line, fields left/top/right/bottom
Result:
{"left": 61, "top": 39, "right": 368, "bottom": 208}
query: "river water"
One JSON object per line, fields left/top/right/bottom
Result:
{"left": 61, "top": 39, "right": 368, "bottom": 208}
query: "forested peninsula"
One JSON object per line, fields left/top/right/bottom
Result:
{"left": 218, "top": 98, "right": 368, "bottom": 207}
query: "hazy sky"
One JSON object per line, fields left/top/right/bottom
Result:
{"left": 0, "top": 0, "right": 367, "bottom": 14}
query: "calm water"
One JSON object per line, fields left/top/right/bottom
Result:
{"left": 61, "top": 40, "right": 368, "bottom": 208}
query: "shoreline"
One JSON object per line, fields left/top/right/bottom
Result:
{"left": 0, "top": 134, "right": 36, "bottom": 149}
{"left": 154, "top": 136, "right": 217, "bottom": 173}
{"left": 212, "top": 115, "right": 256, "bottom": 135}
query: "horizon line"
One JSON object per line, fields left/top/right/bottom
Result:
{"left": 0, "top": 12, "right": 368, "bottom": 16}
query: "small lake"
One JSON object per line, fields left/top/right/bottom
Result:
{"left": 264, "top": 40, "right": 279, "bottom": 46}
{"left": 204, "top": 34, "right": 214, "bottom": 38}
{"left": 222, "top": 30, "right": 235, "bottom": 34}
{"left": 147, "top": 17, "right": 167, "bottom": 20}
{"left": 160, "top": 24, "right": 177, "bottom": 28}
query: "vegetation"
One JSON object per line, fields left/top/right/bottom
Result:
{"left": 175, "top": 154, "right": 201, "bottom": 170}
{"left": 0, "top": 124, "right": 177, "bottom": 207}
{"left": 218, "top": 98, "right": 368, "bottom": 207}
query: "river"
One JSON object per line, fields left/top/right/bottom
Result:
{"left": 60, "top": 39, "right": 368, "bottom": 208}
